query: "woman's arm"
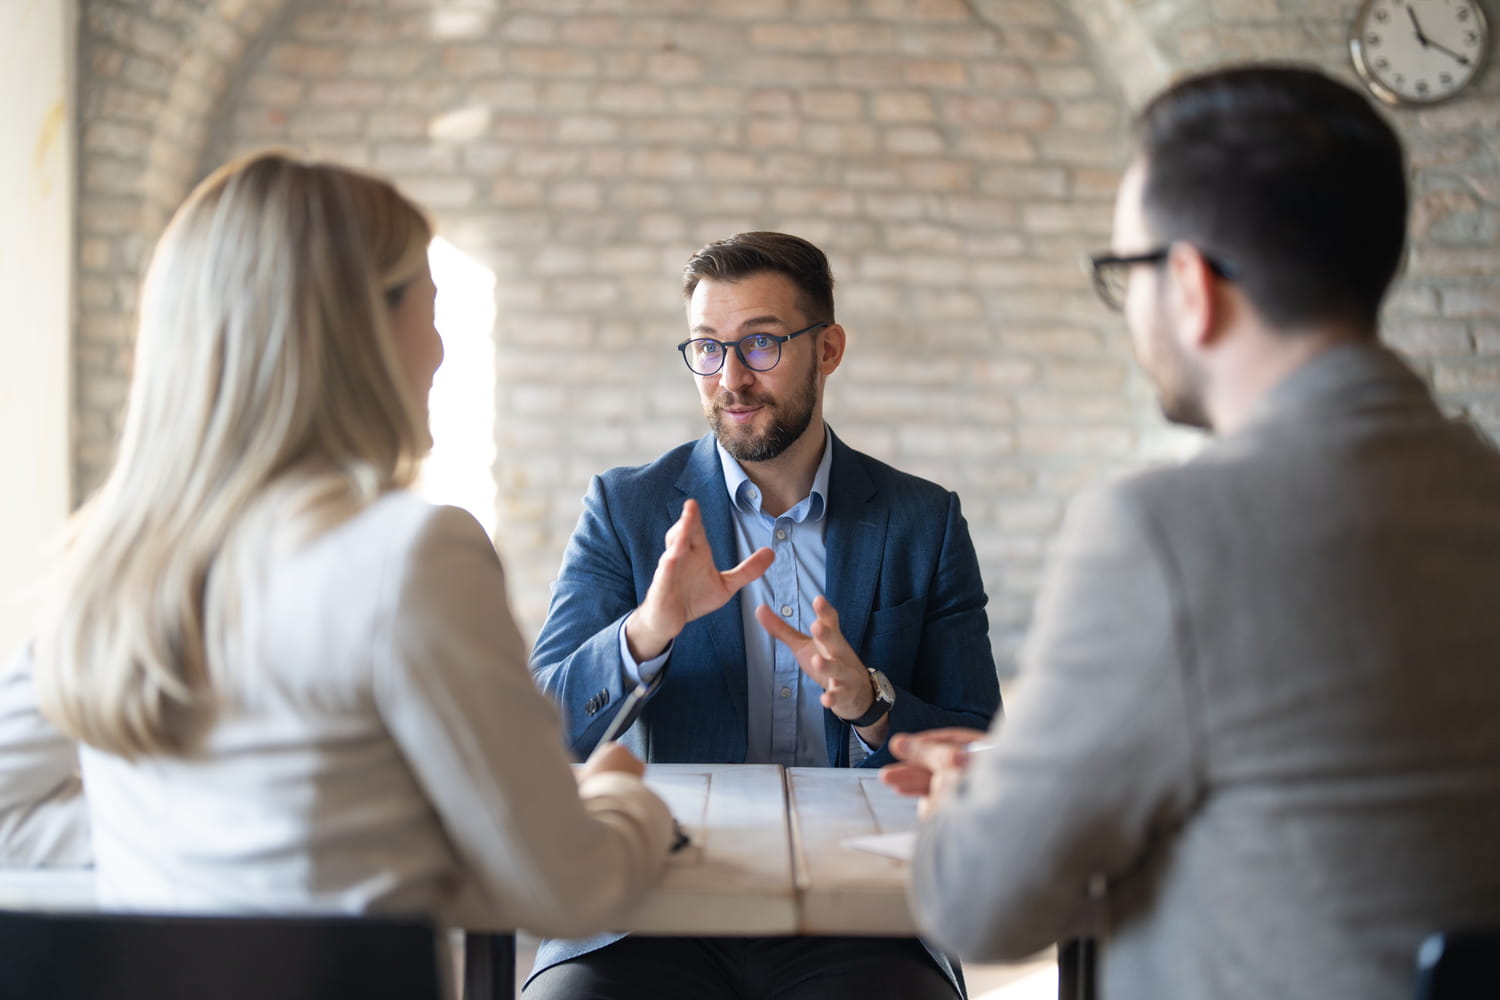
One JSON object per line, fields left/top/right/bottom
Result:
{"left": 374, "top": 506, "right": 674, "bottom": 937}
{"left": 0, "top": 645, "right": 92, "bottom": 866}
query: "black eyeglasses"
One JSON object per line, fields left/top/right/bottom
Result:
{"left": 1086, "top": 246, "right": 1236, "bottom": 311}
{"left": 677, "top": 321, "right": 829, "bottom": 377}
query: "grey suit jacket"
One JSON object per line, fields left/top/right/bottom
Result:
{"left": 911, "top": 343, "right": 1500, "bottom": 1000}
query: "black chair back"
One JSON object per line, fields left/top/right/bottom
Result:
{"left": 1414, "top": 928, "right": 1500, "bottom": 1000}
{"left": 1058, "top": 936, "right": 1098, "bottom": 1000}
{"left": 0, "top": 909, "right": 447, "bottom": 1000}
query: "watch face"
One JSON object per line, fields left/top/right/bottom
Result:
{"left": 1351, "top": 0, "right": 1489, "bottom": 106}
{"left": 871, "top": 669, "right": 895, "bottom": 703}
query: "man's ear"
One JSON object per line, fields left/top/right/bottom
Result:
{"left": 818, "top": 323, "right": 847, "bottom": 375}
{"left": 1165, "top": 243, "right": 1223, "bottom": 349}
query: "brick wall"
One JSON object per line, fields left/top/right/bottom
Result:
{"left": 76, "top": 0, "right": 286, "bottom": 481}
{"left": 76, "top": 0, "right": 1500, "bottom": 674}
{"left": 1084, "top": 0, "right": 1500, "bottom": 435}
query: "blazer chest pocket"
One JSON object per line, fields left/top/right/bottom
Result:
{"left": 865, "top": 596, "right": 923, "bottom": 682}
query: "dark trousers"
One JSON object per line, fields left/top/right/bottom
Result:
{"left": 522, "top": 935, "right": 959, "bottom": 1000}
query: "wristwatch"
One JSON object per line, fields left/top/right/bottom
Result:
{"left": 846, "top": 668, "right": 896, "bottom": 728}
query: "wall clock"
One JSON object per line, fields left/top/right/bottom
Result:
{"left": 1349, "top": 0, "right": 1490, "bottom": 106}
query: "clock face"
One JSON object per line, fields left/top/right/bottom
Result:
{"left": 1350, "top": 0, "right": 1490, "bottom": 106}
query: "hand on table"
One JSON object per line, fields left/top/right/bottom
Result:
{"left": 755, "top": 595, "right": 889, "bottom": 745}
{"left": 880, "top": 726, "right": 989, "bottom": 820}
{"left": 626, "top": 498, "right": 774, "bottom": 661}
{"left": 578, "top": 741, "right": 646, "bottom": 783}
{"left": 579, "top": 743, "right": 690, "bottom": 851}
{"left": 579, "top": 742, "right": 691, "bottom": 854}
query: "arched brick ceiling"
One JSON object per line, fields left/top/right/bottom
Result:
{"left": 75, "top": 0, "right": 293, "bottom": 496}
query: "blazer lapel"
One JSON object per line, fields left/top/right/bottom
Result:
{"left": 676, "top": 435, "right": 749, "bottom": 728}
{"left": 821, "top": 432, "right": 886, "bottom": 764}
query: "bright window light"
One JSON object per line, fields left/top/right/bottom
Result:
{"left": 420, "top": 237, "right": 497, "bottom": 539}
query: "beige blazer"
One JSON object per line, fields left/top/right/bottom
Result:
{"left": 0, "top": 491, "right": 673, "bottom": 938}
{"left": 910, "top": 343, "right": 1500, "bottom": 999}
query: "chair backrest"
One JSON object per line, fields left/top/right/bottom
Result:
{"left": 0, "top": 909, "right": 448, "bottom": 1000}
{"left": 1056, "top": 936, "right": 1098, "bottom": 1000}
{"left": 1414, "top": 928, "right": 1500, "bottom": 1000}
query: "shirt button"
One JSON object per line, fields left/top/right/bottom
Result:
{"left": 780, "top": 687, "right": 792, "bottom": 699}
{"left": 780, "top": 605, "right": 793, "bottom": 617}
{"left": 775, "top": 528, "right": 787, "bottom": 541}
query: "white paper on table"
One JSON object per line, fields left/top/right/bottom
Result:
{"left": 842, "top": 830, "right": 916, "bottom": 861}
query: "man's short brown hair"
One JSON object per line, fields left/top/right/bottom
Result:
{"left": 682, "top": 231, "right": 835, "bottom": 324}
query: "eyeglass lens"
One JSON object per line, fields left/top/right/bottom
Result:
{"left": 1097, "top": 263, "right": 1129, "bottom": 310}
{"left": 686, "top": 334, "right": 781, "bottom": 375}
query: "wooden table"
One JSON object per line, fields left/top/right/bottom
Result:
{"left": 634, "top": 763, "right": 922, "bottom": 937}
{"left": 0, "top": 764, "right": 1091, "bottom": 999}
{"left": 786, "top": 765, "right": 921, "bottom": 935}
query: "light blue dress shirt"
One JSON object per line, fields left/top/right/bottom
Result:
{"left": 619, "top": 428, "right": 863, "bottom": 766}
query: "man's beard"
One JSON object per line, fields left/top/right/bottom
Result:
{"left": 709, "top": 362, "right": 819, "bottom": 463}
{"left": 1157, "top": 379, "right": 1210, "bottom": 430}
{"left": 1142, "top": 296, "right": 1211, "bottom": 431}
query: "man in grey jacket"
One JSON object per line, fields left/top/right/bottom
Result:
{"left": 885, "top": 63, "right": 1500, "bottom": 1000}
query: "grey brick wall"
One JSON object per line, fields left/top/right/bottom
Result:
{"left": 76, "top": 0, "right": 1500, "bottom": 674}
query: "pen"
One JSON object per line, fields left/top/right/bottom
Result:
{"left": 594, "top": 662, "right": 671, "bottom": 749}
{"left": 596, "top": 684, "right": 650, "bottom": 747}
{"left": 587, "top": 671, "right": 691, "bottom": 854}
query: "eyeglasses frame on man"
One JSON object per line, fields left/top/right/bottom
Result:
{"left": 676, "top": 320, "right": 831, "bottom": 376}
{"left": 1086, "top": 245, "right": 1237, "bottom": 312}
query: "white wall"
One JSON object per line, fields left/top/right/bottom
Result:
{"left": 0, "top": 0, "right": 74, "bottom": 656}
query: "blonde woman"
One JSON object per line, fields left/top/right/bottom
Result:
{"left": 0, "top": 152, "right": 675, "bottom": 936}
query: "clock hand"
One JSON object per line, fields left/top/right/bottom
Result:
{"left": 1407, "top": 5, "right": 1431, "bottom": 46}
{"left": 1425, "top": 37, "right": 1473, "bottom": 65}
{"left": 1405, "top": 5, "right": 1474, "bottom": 67}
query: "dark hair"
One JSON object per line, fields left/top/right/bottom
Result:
{"left": 682, "top": 231, "right": 836, "bottom": 323}
{"left": 1135, "top": 63, "right": 1407, "bottom": 332}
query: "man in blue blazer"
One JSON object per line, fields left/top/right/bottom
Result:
{"left": 525, "top": 232, "right": 1001, "bottom": 999}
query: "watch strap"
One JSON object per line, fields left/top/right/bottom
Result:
{"left": 845, "top": 670, "right": 894, "bottom": 728}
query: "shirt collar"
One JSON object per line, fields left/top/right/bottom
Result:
{"left": 717, "top": 425, "right": 833, "bottom": 523}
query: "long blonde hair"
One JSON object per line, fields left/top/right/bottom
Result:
{"left": 35, "top": 152, "right": 434, "bottom": 758}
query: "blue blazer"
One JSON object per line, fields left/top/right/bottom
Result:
{"left": 527, "top": 430, "right": 1000, "bottom": 990}
{"left": 531, "top": 430, "right": 1001, "bottom": 769}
